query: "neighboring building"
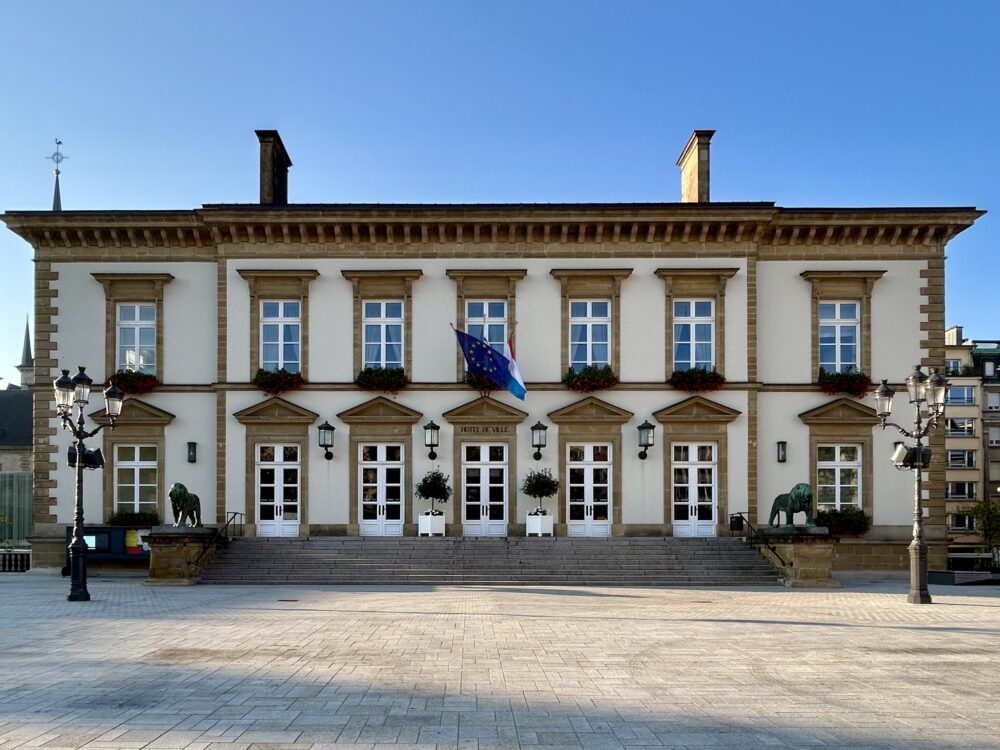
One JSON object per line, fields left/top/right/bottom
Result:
{"left": 972, "top": 338, "right": 1000, "bottom": 510}
{"left": 943, "top": 325, "right": 982, "bottom": 550}
{"left": 0, "top": 322, "right": 33, "bottom": 472}
{"left": 1, "top": 129, "right": 985, "bottom": 572}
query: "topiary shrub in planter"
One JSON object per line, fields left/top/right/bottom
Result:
{"left": 815, "top": 506, "right": 871, "bottom": 536}
{"left": 818, "top": 368, "right": 872, "bottom": 399}
{"left": 106, "top": 510, "right": 161, "bottom": 527}
{"left": 521, "top": 468, "right": 560, "bottom": 516}
{"left": 415, "top": 469, "right": 452, "bottom": 516}
{"left": 253, "top": 368, "right": 305, "bottom": 396}
{"left": 668, "top": 367, "right": 726, "bottom": 393}
{"left": 563, "top": 365, "right": 618, "bottom": 393}
{"left": 356, "top": 367, "right": 408, "bottom": 394}
{"left": 107, "top": 369, "right": 160, "bottom": 396}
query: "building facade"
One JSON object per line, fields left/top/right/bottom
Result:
{"left": 943, "top": 326, "right": 983, "bottom": 550}
{"left": 1, "top": 130, "right": 984, "bottom": 570}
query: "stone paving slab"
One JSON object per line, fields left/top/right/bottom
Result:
{"left": 1, "top": 575, "right": 999, "bottom": 749}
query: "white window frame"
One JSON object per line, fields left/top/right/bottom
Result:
{"left": 988, "top": 392, "right": 1000, "bottom": 411}
{"left": 986, "top": 361, "right": 997, "bottom": 377}
{"left": 947, "top": 386, "right": 976, "bottom": 406}
{"left": 116, "top": 303, "right": 157, "bottom": 374}
{"left": 947, "top": 514, "right": 975, "bottom": 532}
{"left": 947, "top": 450, "right": 976, "bottom": 469}
{"left": 465, "top": 300, "right": 507, "bottom": 354}
{"left": 989, "top": 427, "right": 1000, "bottom": 447}
{"left": 260, "top": 299, "right": 301, "bottom": 373}
{"left": 945, "top": 359, "right": 961, "bottom": 376}
{"left": 946, "top": 482, "right": 976, "bottom": 500}
{"left": 818, "top": 301, "right": 860, "bottom": 374}
{"left": 114, "top": 444, "right": 158, "bottom": 514}
{"left": 947, "top": 418, "right": 975, "bottom": 437}
{"left": 816, "top": 443, "right": 862, "bottom": 510}
{"left": 569, "top": 299, "right": 611, "bottom": 373}
{"left": 672, "top": 299, "right": 715, "bottom": 371}
{"left": 363, "top": 300, "right": 404, "bottom": 370}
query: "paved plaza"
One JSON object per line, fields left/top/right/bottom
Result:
{"left": 1, "top": 576, "right": 999, "bottom": 750}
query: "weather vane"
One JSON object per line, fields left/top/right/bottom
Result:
{"left": 47, "top": 139, "right": 67, "bottom": 211}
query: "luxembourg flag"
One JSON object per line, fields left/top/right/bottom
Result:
{"left": 504, "top": 335, "right": 526, "bottom": 400}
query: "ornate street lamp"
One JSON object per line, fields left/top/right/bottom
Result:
{"left": 873, "top": 365, "right": 948, "bottom": 604}
{"left": 637, "top": 420, "right": 655, "bottom": 460}
{"left": 530, "top": 421, "right": 548, "bottom": 460}
{"left": 317, "top": 421, "right": 335, "bottom": 460}
{"left": 54, "top": 367, "right": 124, "bottom": 602}
{"left": 423, "top": 420, "right": 440, "bottom": 460}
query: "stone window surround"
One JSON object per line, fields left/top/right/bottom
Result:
{"left": 548, "top": 397, "right": 633, "bottom": 535}
{"left": 799, "top": 399, "right": 877, "bottom": 527}
{"left": 800, "top": 270, "right": 886, "bottom": 382}
{"left": 341, "top": 270, "right": 423, "bottom": 377}
{"left": 92, "top": 273, "right": 174, "bottom": 382}
{"left": 91, "top": 400, "right": 175, "bottom": 524}
{"left": 237, "top": 269, "right": 319, "bottom": 380}
{"left": 337, "top": 397, "right": 423, "bottom": 536}
{"left": 653, "top": 396, "right": 740, "bottom": 536}
{"left": 656, "top": 268, "right": 739, "bottom": 380}
{"left": 550, "top": 269, "right": 632, "bottom": 376}
{"left": 446, "top": 269, "right": 527, "bottom": 380}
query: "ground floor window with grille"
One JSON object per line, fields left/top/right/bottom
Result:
{"left": 816, "top": 444, "right": 861, "bottom": 510}
{"left": 114, "top": 445, "right": 157, "bottom": 514}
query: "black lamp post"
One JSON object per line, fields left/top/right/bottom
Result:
{"left": 317, "top": 420, "right": 335, "bottom": 460}
{"left": 423, "top": 420, "right": 440, "bottom": 460}
{"left": 530, "top": 421, "right": 548, "bottom": 460}
{"left": 54, "top": 367, "right": 124, "bottom": 602}
{"left": 637, "top": 420, "right": 655, "bottom": 460}
{"left": 874, "top": 365, "right": 948, "bottom": 604}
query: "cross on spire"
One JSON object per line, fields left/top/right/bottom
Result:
{"left": 46, "top": 139, "right": 67, "bottom": 211}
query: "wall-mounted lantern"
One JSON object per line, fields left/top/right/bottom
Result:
{"left": 530, "top": 421, "right": 548, "bottom": 460}
{"left": 637, "top": 420, "right": 655, "bottom": 460}
{"left": 187, "top": 442, "right": 197, "bottom": 463}
{"left": 776, "top": 441, "right": 787, "bottom": 463}
{"left": 423, "top": 420, "right": 440, "bottom": 460}
{"left": 317, "top": 420, "right": 335, "bottom": 460}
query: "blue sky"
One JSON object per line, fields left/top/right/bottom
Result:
{"left": 1, "top": 1, "right": 996, "bottom": 387}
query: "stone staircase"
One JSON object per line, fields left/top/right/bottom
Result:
{"left": 200, "top": 536, "right": 782, "bottom": 586}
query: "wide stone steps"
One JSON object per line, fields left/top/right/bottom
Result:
{"left": 200, "top": 536, "right": 781, "bottom": 586}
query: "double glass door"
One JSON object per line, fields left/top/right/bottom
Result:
{"left": 256, "top": 443, "right": 300, "bottom": 537}
{"left": 672, "top": 443, "right": 717, "bottom": 537}
{"left": 462, "top": 443, "right": 507, "bottom": 536}
{"left": 359, "top": 444, "right": 404, "bottom": 536}
{"left": 566, "top": 443, "right": 612, "bottom": 537}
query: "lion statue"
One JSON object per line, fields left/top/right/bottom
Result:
{"left": 768, "top": 483, "right": 814, "bottom": 528}
{"left": 169, "top": 483, "right": 202, "bottom": 528}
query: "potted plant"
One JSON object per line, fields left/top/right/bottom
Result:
{"left": 817, "top": 368, "right": 872, "bottom": 399}
{"left": 356, "top": 366, "right": 408, "bottom": 394}
{"left": 415, "top": 469, "right": 452, "bottom": 536}
{"left": 668, "top": 367, "right": 726, "bottom": 393}
{"left": 562, "top": 365, "right": 618, "bottom": 393}
{"left": 522, "top": 468, "right": 560, "bottom": 537}
{"left": 107, "top": 369, "right": 160, "bottom": 395}
{"left": 253, "top": 367, "right": 305, "bottom": 395}
{"left": 815, "top": 506, "right": 871, "bottom": 536}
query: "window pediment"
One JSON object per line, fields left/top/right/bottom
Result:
{"left": 91, "top": 398, "right": 176, "bottom": 427}
{"left": 654, "top": 396, "right": 741, "bottom": 424}
{"left": 338, "top": 396, "right": 422, "bottom": 425}
{"left": 548, "top": 396, "right": 633, "bottom": 425}
{"left": 799, "top": 398, "right": 878, "bottom": 426}
{"left": 237, "top": 269, "right": 318, "bottom": 297}
{"left": 655, "top": 267, "right": 738, "bottom": 296}
{"left": 234, "top": 396, "right": 319, "bottom": 425}
{"left": 443, "top": 396, "right": 528, "bottom": 424}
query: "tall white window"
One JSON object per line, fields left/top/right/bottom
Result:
{"left": 817, "top": 444, "right": 861, "bottom": 510}
{"left": 673, "top": 299, "right": 714, "bottom": 371}
{"left": 363, "top": 301, "right": 403, "bottom": 369}
{"left": 988, "top": 392, "right": 1000, "bottom": 411}
{"left": 989, "top": 427, "right": 1000, "bottom": 446}
{"left": 945, "top": 359, "right": 961, "bottom": 376}
{"left": 947, "top": 450, "right": 976, "bottom": 469}
{"left": 114, "top": 445, "right": 157, "bottom": 514}
{"left": 947, "top": 418, "right": 975, "bottom": 437}
{"left": 569, "top": 300, "right": 611, "bottom": 373}
{"left": 466, "top": 300, "right": 506, "bottom": 353}
{"left": 986, "top": 361, "right": 997, "bottom": 377}
{"left": 117, "top": 304, "right": 156, "bottom": 373}
{"left": 261, "top": 301, "right": 300, "bottom": 373}
{"left": 818, "top": 302, "right": 859, "bottom": 373}
{"left": 946, "top": 482, "right": 976, "bottom": 500}
{"left": 947, "top": 386, "right": 975, "bottom": 405}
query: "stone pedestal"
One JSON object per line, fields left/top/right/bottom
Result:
{"left": 146, "top": 526, "right": 217, "bottom": 585}
{"left": 760, "top": 527, "right": 839, "bottom": 588}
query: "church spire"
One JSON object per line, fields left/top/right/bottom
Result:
{"left": 16, "top": 317, "right": 33, "bottom": 388}
{"left": 47, "top": 139, "right": 66, "bottom": 212}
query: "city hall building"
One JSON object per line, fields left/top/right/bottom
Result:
{"left": 2, "top": 130, "right": 983, "bottom": 570}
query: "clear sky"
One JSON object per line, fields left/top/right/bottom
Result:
{"left": 1, "top": 1, "right": 996, "bottom": 387}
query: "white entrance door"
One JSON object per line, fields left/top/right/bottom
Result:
{"left": 671, "top": 442, "right": 717, "bottom": 537}
{"left": 359, "top": 443, "right": 404, "bottom": 536}
{"left": 256, "top": 443, "right": 301, "bottom": 537}
{"left": 462, "top": 443, "right": 507, "bottom": 536}
{"left": 566, "top": 443, "right": 612, "bottom": 537}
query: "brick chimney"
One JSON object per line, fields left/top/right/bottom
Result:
{"left": 676, "top": 130, "right": 714, "bottom": 203}
{"left": 255, "top": 130, "right": 292, "bottom": 205}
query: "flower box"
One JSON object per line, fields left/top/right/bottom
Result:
{"left": 818, "top": 369, "right": 872, "bottom": 399}
{"left": 106, "top": 369, "right": 160, "bottom": 396}
{"left": 562, "top": 365, "right": 618, "bottom": 393}
{"left": 356, "top": 367, "right": 408, "bottom": 394}
{"left": 668, "top": 367, "right": 726, "bottom": 393}
{"left": 526, "top": 514, "right": 554, "bottom": 537}
{"left": 253, "top": 368, "right": 305, "bottom": 395}
{"left": 418, "top": 513, "right": 446, "bottom": 537}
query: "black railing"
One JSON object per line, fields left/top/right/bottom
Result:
{"left": 194, "top": 512, "right": 245, "bottom": 568}
{"left": 729, "top": 512, "right": 788, "bottom": 567}
{"left": 0, "top": 549, "right": 31, "bottom": 572}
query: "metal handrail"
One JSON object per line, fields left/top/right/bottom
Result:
{"left": 731, "top": 512, "right": 788, "bottom": 568}
{"left": 193, "top": 512, "right": 245, "bottom": 568}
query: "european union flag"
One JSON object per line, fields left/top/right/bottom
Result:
{"left": 454, "top": 329, "right": 513, "bottom": 392}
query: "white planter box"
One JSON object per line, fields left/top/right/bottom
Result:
{"left": 419, "top": 514, "right": 446, "bottom": 536}
{"left": 526, "top": 514, "right": 554, "bottom": 537}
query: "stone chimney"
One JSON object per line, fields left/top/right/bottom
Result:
{"left": 676, "top": 130, "right": 715, "bottom": 203}
{"left": 255, "top": 130, "right": 292, "bottom": 205}
{"left": 945, "top": 325, "right": 965, "bottom": 346}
